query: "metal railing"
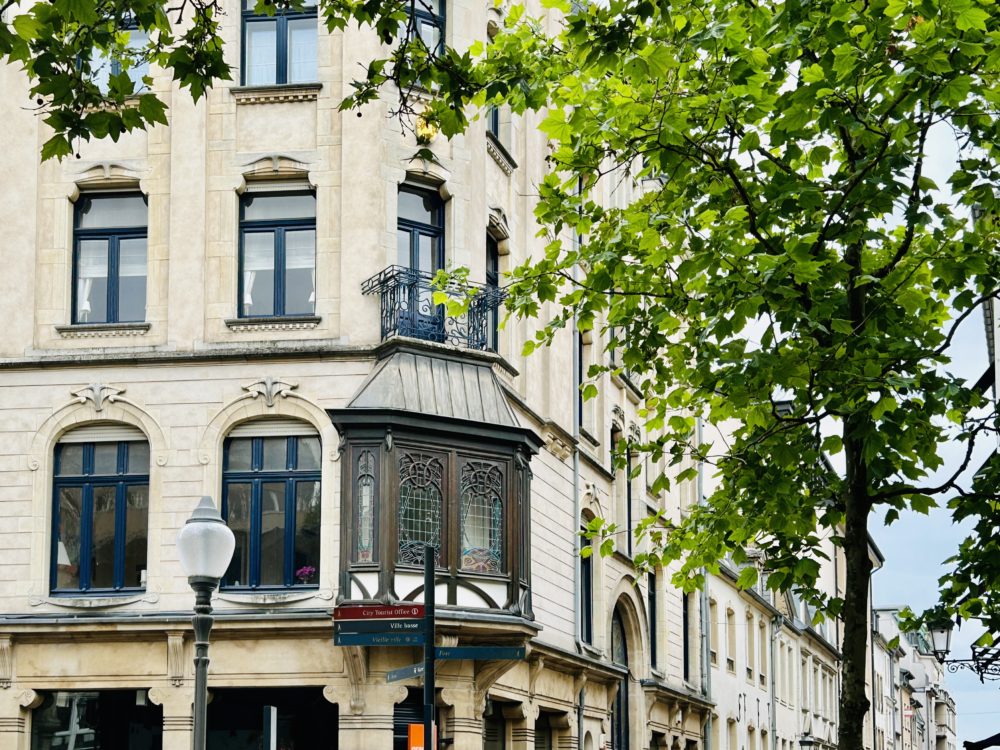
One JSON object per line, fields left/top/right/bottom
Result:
{"left": 362, "top": 265, "right": 504, "bottom": 351}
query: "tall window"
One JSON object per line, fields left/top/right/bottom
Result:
{"left": 73, "top": 193, "right": 148, "bottom": 324}
{"left": 746, "top": 611, "right": 755, "bottom": 680}
{"left": 487, "top": 105, "right": 501, "bottom": 139}
{"left": 241, "top": 0, "right": 317, "bottom": 85}
{"left": 222, "top": 433, "right": 321, "bottom": 588}
{"left": 486, "top": 234, "right": 500, "bottom": 352}
{"left": 397, "top": 186, "right": 445, "bottom": 339}
{"left": 610, "top": 608, "right": 630, "bottom": 750}
{"left": 403, "top": 0, "right": 444, "bottom": 52}
{"left": 709, "top": 599, "right": 719, "bottom": 665}
{"left": 682, "top": 592, "right": 692, "bottom": 682}
{"left": 580, "top": 528, "right": 594, "bottom": 644}
{"left": 239, "top": 191, "right": 316, "bottom": 318}
{"left": 726, "top": 607, "right": 737, "bottom": 672}
{"left": 648, "top": 572, "right": 658, "bottom": 669}
{"left": 89, "top": 23, "right": 149, "bottom": 93}
{"left": 52, "top": 438, "right": 149, "bottom": 592}
{"left": 760, "top": 621, "right": 768, "bottom": 685}
{"left": 397, "top": 186, "right": 444, "bottom": 273}
{"left": 397, "top": 451, "right": 444, "bottom": 567}
{"left": 459, "top": 460, "right": 504, "bottom": 573}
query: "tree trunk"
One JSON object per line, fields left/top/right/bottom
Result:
{"left": 837, "top": 445, "right": 873, "bottom": 750}
{"left": 839, "top": 241, "right": 873, "bottom": 750}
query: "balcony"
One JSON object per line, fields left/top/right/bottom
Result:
{"left": 362, "top": 266, "right": 504, "bottom": 350}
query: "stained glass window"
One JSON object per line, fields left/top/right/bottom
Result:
{"left": 459, "top": 461, "right": 504, "bottom": 573}
{"left": 398, "top": 452, "right": 443, "bottom": 566}
{"left": 355, "top": 449, "right": 376, "bottom": 563}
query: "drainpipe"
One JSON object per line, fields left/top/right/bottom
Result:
{"left": 572, "top": 261, "right": 584, "bottom": 654}
{"left": 697, "top": 416, "right": 713, "bottom": 750}
{"left": 771, "top": 615, "right": 782, "bottom": 750}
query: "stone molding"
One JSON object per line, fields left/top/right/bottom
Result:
{"left": 487, "top": 133, "right": 517, "bottom": 176}
{"left": 0, "top": 636, "right": 10, "bottom": 688}
{"left": 224, "top": 316, "right": 321, "bottom": 332}
{"left": 55, "top": 323, "right": 151, "bottom": 338}
{"left": 231, "top": 83, "right": 323, "bottom": 105}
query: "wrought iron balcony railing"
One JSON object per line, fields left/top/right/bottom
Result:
{"left": 362, "top": 265, "right": 504, "bottom": 351}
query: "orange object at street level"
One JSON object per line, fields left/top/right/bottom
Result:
{"left": 408, "top": 722, "right": 436, "bottom": 750}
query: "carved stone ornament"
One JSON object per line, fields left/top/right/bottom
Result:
{"left": 342, "top": 645, "right": 368, "bottom": 714}
{"left": 544, "top": 432, "right": 572, "bottom": 461}
{"left": 612, "top": 405, "right": 626, "bottom": 428}
{"left": 71, "top": 383, "right": 125, "bottom": 412}
{"left": 0, "top": 635, "right": 11, "bottom": 688}
{"left": 167, "top": 631, "right": 185, "bottom": 686}
{"left": 628, "top": 422, "right": 641, "bottom": 443}
{"left": 241, "top": 376, "right": 298, "bottom": 407}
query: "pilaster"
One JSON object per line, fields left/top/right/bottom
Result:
{"left": 148, "top": 686, "right": 194, "bottom": 750}
{"left": 0, "top": 688, "right": 42, "bottom": 750}
{"left": 324, "top": 683, "right": 408, "bottom": 748}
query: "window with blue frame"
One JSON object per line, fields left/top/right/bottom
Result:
{"left": 486, "top": 234, "right": 499, "bottom": 352}
{"left": 242, "top": 0, "right": 317, "bottom": 86}
{"left": 396, "top": 185, "right": 444, "bottom": 340}
{"left": 239, "top": 191, "right": 316, "bottom": 318}
{"left": 487, "top": 105, "right": 500, "bottom": 140}
{"left": 222, "top": 434, "right": 321, "bottom": 588}
{"left": 403, "top": 0, "right": 445, "bottom": 52}
{"left": 52, "top": 440, "right": 149, "bottom": 593}
{"left": 73, "top": 193, "right": 148, "bottom": 324}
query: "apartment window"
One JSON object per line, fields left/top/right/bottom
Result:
{"left": 727, "top": 721, "right": 737, "bottom": 750}
{"left": 487, "top": 105, "right": 501, "bottom": 139}
{"left": 746, "top": 611, "right": 755, "bottom": 680}
{"left": 682, "top": 591, "right": 692, "bottom": 682}
{"left": 241, "top": 0, "right": 317, "bottom": 85}
{"left": 239, "top": 191, "right": 316, "bottom": 318}
{"left": 404, "top": 0, "right": 444, "bottom": 52}
{"left": 222, "top": 432, "right": 321, "bottom": 588}
{"left": 726, "top": 608, "right": 736, "bottom": 672}
{"left": 648, "top": 572, "right": 658, "bottom": 669}
{"left": 709, "top": 599, "right": 719, "bottom": 665}
{"left": 759, "top": 621, "right": 768, "bottom": 686}
{"left": 52, "top": 436, "right": 149, "bottom": 593}
{"left": 89, "top": 23, "right": 149, "bottom": 93}
{"left": 398, "top": 187, "right": 444, "bottom": 272}
{"left": 486, "top": 234, "right": 500, "bottom": 352}
{"left": 73, "top": 193, "right": 147, "bottom": 324}
{"left": 581, "top": 528, "right": 594, "bottom": 644}
{"left": 625, "top": 442, "right": 634, "bottom": 556}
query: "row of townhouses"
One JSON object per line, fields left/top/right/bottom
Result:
{"left": 0, "top": 0, "right": 962, "bottom": 748}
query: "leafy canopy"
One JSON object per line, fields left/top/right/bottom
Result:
{"left": 6, "top": 0, "right": 1000, "bottom": 641}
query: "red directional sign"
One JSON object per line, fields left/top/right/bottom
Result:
{"left": 333, "top": 604, "right": 425, "bottom": 621}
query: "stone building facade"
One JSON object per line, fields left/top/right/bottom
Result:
{"left": 0, "top": 1, "right": 959, "bottom": 749}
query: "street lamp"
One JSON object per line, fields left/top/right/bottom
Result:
{"left": 176, "top": 496, "right": 236, "bottom": 750}
{"left": 926, "top": 613, "right": 1000, "bottom": 684}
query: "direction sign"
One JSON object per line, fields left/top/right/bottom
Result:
{"left": 335, "top": 619, "right": 425, "bottom": 635}
{"left": 334, "top": 604, "right": 425, "bottom": 620}
{"left": 434, "top": 646, "right": 526, "bottom": 661}
{"left": 386, "top": 663, "right": 426, "bottom": 683}
{"left": 335, "top": 631, "right": 426, "bottom": 647}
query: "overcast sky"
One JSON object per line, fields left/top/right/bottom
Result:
{"left": 870, "top": 123, "right": 998, "bottom": 746}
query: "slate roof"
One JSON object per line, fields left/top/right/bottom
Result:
{"left": 346, "top": 348, "right": 520, "bottom": 428}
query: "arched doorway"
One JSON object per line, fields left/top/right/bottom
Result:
{"left": 610, "top": 607, "right": 630, "bottom": 750}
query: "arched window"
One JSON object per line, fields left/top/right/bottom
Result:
{"left": 52, "top": 425, "right": 149, "bottom": 593}
{"left": 222, "top": 421, "right": 321, "bottom": 588}
{"left": 610, "top": 607, "right": 630, "bottom": 750}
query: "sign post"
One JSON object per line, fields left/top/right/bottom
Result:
{"left": 423, "top": 543, "right": 436, "bottom": 750}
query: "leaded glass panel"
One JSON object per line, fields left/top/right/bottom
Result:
{"left": 459, "top": 460, "right": 504, "bottom": 573}
{"left": 356, "top": 450, "right": 376, "bottom": 563}
{"left": 398, "top": 452, "right": 443, "bottom": 566}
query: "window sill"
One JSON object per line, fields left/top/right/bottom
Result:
{"left": 217, "top": 588, "right": 331, "bottom": 605}
{"left": 231, "top": 83, "right": 323, "bottom": 105}
{"left": 486, "top": 132, "right": 517, "bottom": 176}
{"left": 55, "top": 322, "right": 151, "bottom": 339}
{"left": 225, "top": 315, "right": 321, "bottom": 332}
{"left": 34, "top": 592, "right": 154, "bottom": 608}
